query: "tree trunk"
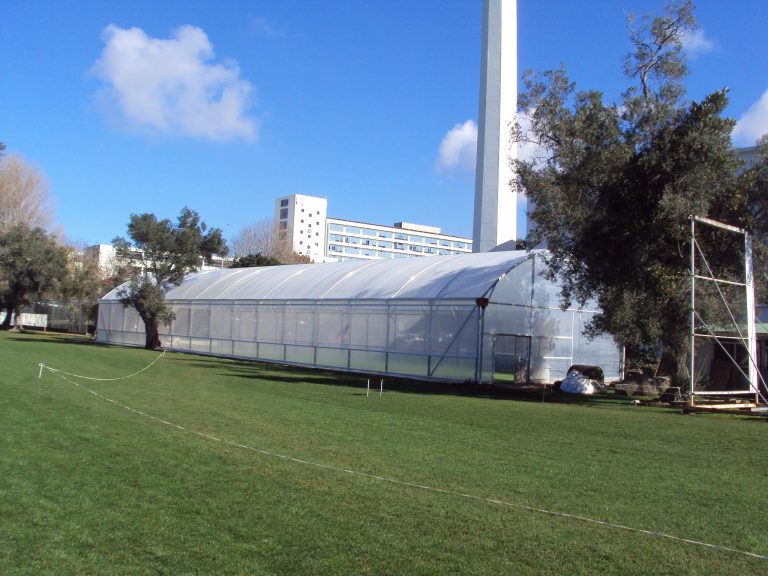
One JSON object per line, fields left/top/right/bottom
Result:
{"left": 13, "top": 304, "right": 23, "bottom": 330}
{"left": 144, "top": 322, "right": 161, "bottom": 350}
{"left": 672, "top": 352, "right": 690, "bottom": 391}
{"left": 661, "top": 344, "right": 690, "bottom": 390}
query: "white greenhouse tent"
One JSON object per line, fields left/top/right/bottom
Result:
{"left": 97, "top": 251, "right": 623, "bottom": 384}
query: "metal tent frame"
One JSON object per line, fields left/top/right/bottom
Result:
{"left": 689, "top": 215, "right": 764, "bottom": 403}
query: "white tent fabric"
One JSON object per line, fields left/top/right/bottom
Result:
{"left": 100, "top": 251, "right": 529, "bottom": 303}
{"left": 98, "top": 251, "right": 622, "bottom": 384}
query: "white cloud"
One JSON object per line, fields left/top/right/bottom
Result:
{"left": 250, "top": 16, "right": 284, "bottom": 38}
{"left": 436, "top": 114, "right": 551, "bottom": 177}
{"left": 681, "top": 28, "right": 714, "bottom": 56}
{"left": 437, "top": 120, "right": 477, "bottom": 172}
{"left": 733, "top": 89, "right": 768, "bottom": 146}
{"left": 92, "top": 24, "right": 258, "bottom": 141}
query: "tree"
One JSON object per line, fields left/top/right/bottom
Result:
{"left": 231, "top": 218, "right": 312, "bottom": 264}
{"left": 230, "top": 253, "right": 282, "bottom": 268}
{"left": 55, "top": 241, "right": 127, "bottom": 332}
{"left": 231, "top": 218, "right": 277, "bottom": 258}
{"left": 516, "top": 1, "right": 755, "bottom": 385}
{"left": 732, "top": 135, "right": 768, "bottom": 299}
{"left": 113, "top": 207, "right": 228, "bottom": 349}
{"left": 0, "top": 153, "right": 54, "bottom": 233}
{"left": 0, "top": 224, "right": 68, "bottom": 329}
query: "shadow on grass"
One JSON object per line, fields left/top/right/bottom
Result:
{"left": 2, "top": 330, "right": 103, "bottom": 347}
{"left": 4, "top": 332, "right": 692, "bottom": 410}
{"left": 170, "top": 353, "right": 636, "bottom": 407}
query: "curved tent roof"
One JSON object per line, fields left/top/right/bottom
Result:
{"left": 101, "top": 251, "right": 534, "bottom": 302}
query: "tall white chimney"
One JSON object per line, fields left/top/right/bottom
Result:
{"left": 472, "top": 0, "right": 518, "bottom": 252}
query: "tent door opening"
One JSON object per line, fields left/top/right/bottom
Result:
{"left": 493, "top": 334, "right": 531, "bottom": 384}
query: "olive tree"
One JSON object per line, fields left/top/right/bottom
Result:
{"left": 113, "top": 207, "right": 227, "bottom": 349}
{"left": 515, "top": 1, "right": 763, "bottom": 385}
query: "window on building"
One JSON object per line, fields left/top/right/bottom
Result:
{"left": 426, "top": 237, "right": 438, "bottom": 245}
{"left": 439, "top": 239, "right": 451, "bottom": 247}
{"left": 378, "top": 240, "right": 393, "bottom": 249}
{"left": 363, "top": 228, "right": 376, "bottom": 236}
{"left": 346, "top": 236, "right": 360, "bottom": 245}
{"left": 379, "top": 231, "right": 393, "bottom": 239}
{"left": 346, "top": 226, "right": 361, "bottom": 235}
{"left": 279, "top": 221, "right": 287, "bottom": 230}
{"left": 280, "top": 199, "right": 288, "bottom": 207}
{"left": 280, "top": 208, "right": 288, "bottom": 219}
{"left": 394, "top": 242, "right": 406, "bottom": 250}
{"left": 344, "top": 246, "right": 360, "bottom": 255}
{"left": 409, "top": 235, "right": 424, "bottom": 243}
{"left": 394, "top": 233, "right": 407, "bottom": 241}
{"left": 410, "top": 245, "right": 423, "bottom": 253}
{"left": 329, "top": 244, "right": 342, "bottom": 253}
{"left": 329, "top": 223, "right": 343, "bottom": 232}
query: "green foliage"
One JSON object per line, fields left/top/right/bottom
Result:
{"left": 3, "top": 332, "right": 767, "bottom": 575}
{"left": 623, "top": 0, "right": 695, "bottom": 109}
{"left": 517, "top": 1, "right": 759, "bottom": 385}
{"left": 733, "top": 136, "right": 768, "bottom": 300}
{"left": 113, "top": 207, "right": 228, "bottom": 287}
{"left": 230, "top": 252, "right": 282, "bottom": 268}
{"left": 0, "top": 224, "right": 68, "bottom": 328}
{"left": 113, "top": 207, "right": 227, "bottom": 348}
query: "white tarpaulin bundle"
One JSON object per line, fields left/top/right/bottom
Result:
{"left": 560, "top": 369, "right": 604, "bottom": 395}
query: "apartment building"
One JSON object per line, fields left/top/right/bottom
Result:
{"left": 84, "top": 244, "right": 230, "bottom": 276}
{"left": 275, "top": 194, "right": 472, "bottom": 262}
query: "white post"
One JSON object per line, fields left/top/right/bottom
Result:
{"left": 690, "top": 217, "right": 696, "bottom": 401}
{"left": 745, "top": 234, "right": 758, "bottom": 401}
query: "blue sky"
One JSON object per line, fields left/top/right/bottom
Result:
{"left": 2, "top": 0, "right": 767, "bottom": 248}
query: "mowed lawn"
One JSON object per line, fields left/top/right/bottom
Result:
{"left": 1, "top": 331, "right": 766, "bottom": 575}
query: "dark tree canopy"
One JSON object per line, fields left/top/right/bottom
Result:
{"left": 113, "top": 207, "right": 228, "bottom": 349}
{"left": 229, "top": 253, "right": 282, "bottom": 268}
{"left": 0, "top": 224, "right": 68, "bottom": 329}
{"left": 516, "top": 1, "right": 765, "bottom": 385}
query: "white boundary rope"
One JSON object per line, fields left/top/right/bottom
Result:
{"left": 38, "top": 350, "right": 166, "bottom": 381}
{"left": 38, "top": 365, "right": 767, "bottom": 562}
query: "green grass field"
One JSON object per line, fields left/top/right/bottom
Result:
{"left": 1, "top": 331, "right": 766, "bottom": 575}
